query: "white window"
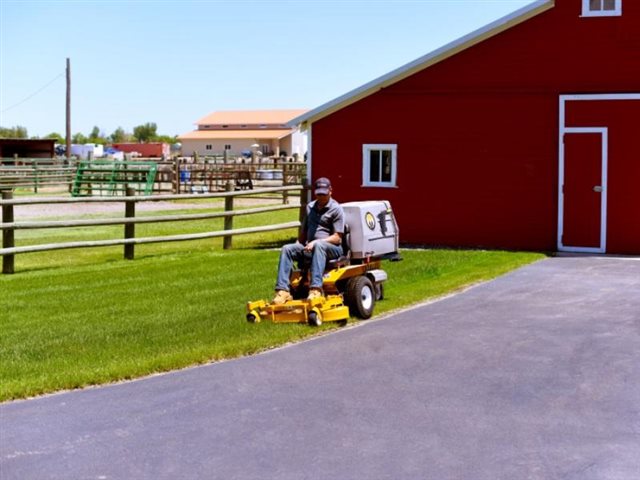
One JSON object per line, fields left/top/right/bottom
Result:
{"left": 582, "top": 0, "right": 622, "bottom": 17}
{"left": 363, "top": 144, "right": 397, "bottom": 188}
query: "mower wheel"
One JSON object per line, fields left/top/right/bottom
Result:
{"left": 375, "top": 282, "right": 384, "bottom": 301}
{"left": 307, "top": 310, "right": 322, "bottom": 327}
{"left": 246, "top": 312, "right": 258, "bottom": 323}
{"left": 344, "top": 276, "right": 375, "bottom": 319}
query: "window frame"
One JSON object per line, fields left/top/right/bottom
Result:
{"left": 362, "top": 144, "right": 398, "bottom": 188}
{"left": 581, "top": 0, "right": 622, "bottom": 17}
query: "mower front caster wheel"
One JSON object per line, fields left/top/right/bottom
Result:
{"left": 246, "top": 311, "right": 260, "bottom": 323}
{"left": 307, "top": 310, "right": 322, "bottom": 327}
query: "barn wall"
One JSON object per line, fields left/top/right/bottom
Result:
{"left": 0, "top": 140, "right": 55, "bottom": 159}
{"left": 311, "top": 0, "right": 640, "bottom": 251}
{"left": 314, "top": 93, "right": 558, "bottom": 250}
{"left": 564, "top": 99, "right": 640, "bottom": 254}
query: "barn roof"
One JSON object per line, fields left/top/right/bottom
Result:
{"left": 288, "top": 0, "right": 554, "bottom": 128}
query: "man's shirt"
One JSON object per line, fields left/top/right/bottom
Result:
{"left": 304, "top": 198, "right": 345, "bottom": 242}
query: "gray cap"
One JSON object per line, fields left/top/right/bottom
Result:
{"left": 314, "top": 177, "right": 331, "bottom": 195}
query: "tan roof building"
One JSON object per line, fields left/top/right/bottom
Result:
{"left": 179, "top": 109, "right": 308, "bottom": 158}
{"left": 195, "top": 109, "right": 307, "bottom": 127}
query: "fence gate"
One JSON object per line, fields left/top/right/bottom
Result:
{"left": 72, "top": 161, "right": 158, "bottom": 196}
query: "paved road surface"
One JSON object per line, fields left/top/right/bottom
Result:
{"left": 1, "top": 256, "right": 639, "bottom": 479}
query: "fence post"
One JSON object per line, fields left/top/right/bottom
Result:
{"left": 2, "top": 190, "right": 15, "bottom": 274}
{"left": 282, "top": 163, "right": 288, "bottom": 205}
{"left": 68, "top": 159, "right": 73, "bottom": 193}
{"left": 33, "top": 161, "right": 39, "bottom": 194}
{"left": 223, "top": 181, "right": 234, "bottom": 250}
{"left": 124, "top": 187, "right": 136, "bottom": 260}
{"left": 298, "top": 178, "right": 309, "bottom": 237}
{"left": 123, "top": 157, "right": 129, "bottom": 194}
{"left": 173, "top": 157, "right": 180, "bottom": 194}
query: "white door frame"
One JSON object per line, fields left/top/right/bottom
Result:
{"left": 558, "top": 93, "right": 640, "bottom": 253}
{"left": 557, "top": 127, "right": 608, "bottom": 253}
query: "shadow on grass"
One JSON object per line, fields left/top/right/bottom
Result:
{"left": 239, "top": 236, "right": 297, "bottom": 250}
{"left": 6, "top": 252, "right": 131, "bottom": 275}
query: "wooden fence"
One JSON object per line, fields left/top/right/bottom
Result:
{"left": 0, "top": 185, "right": 308, "bottom": 274}
{"left": 0, "top": 157, "right": 307, "bottom": 195}
{"left": 169, "top": 158, "right": 306, "bottom": 195}
{"left": 0, "top": 158, "right": 75, "bottom": 192}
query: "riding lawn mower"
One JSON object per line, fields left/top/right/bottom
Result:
{"left": 246, "top": 200, "right": 401, "bottom": 326}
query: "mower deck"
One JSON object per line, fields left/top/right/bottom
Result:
{"left": 246, "top": 295, "right": 349, "bottom": 325}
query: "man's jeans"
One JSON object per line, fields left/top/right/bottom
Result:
{"left": 275, "top": 241, "right": 343, "bottom": 291}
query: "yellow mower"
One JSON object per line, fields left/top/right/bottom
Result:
{"left": 246, "top": 201, "right": 401, "bottom": 326}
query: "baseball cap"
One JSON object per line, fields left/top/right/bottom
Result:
{"left": 314, "top": 177, "right": 331, "bottom": 195}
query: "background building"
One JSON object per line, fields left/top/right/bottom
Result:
{"left": 179, "top": 109, "right": 308, "bottom": 158}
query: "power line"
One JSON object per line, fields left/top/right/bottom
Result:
{"left": 1, "top": 72, "right": 65, "bottom": 114}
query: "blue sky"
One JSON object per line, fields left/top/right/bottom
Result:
{"left": 0, "top": 0, "right": 532, "bottom": 138}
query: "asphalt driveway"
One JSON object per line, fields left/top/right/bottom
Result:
{"left": 1, "top": 256, "right": 639, "bottom": 480}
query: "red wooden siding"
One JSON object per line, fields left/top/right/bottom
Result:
{"left": 314, "top": 93, "right": 558, "bottom": 250}
{"left": 310, "top": 0, "right": 640, "bottom": 253}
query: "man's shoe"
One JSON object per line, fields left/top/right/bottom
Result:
{"left": 272, "top": 290, "right": 293, "bottom": 305}
{"left": 307, "top": 288, "right": 323, "bottom": 301}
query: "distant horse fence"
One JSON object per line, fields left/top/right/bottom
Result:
{"left": 0, "top": 157, "right": 307, "bottom": 195}
{"left": 0, "top": 185, "right": 309, "bottom": 274}
{"left": 0, "top": 158, "right": 76, "bottom": 193}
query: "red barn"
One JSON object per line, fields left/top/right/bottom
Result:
{"left": 291, "top": 0, "right": 640, "bottom": 255}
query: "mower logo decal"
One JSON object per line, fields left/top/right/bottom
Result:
{"left": 365, "top": 212, "right": 376, "bottom": 230}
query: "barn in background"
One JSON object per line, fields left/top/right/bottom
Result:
{"left": 290, "top": 0, "right": 640, "bottom": 255}
{"left": 0, "top": 138, "right": 55, "bottom": 161}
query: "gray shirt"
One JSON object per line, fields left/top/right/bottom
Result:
{"left": 303, "top": 198, "right": 345, "bottom": 243}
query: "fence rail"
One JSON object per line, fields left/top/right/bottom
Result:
{"left": 1, "top": 185, "right": 308, "bottom": 274}
{"left": 0, "top": 159, "right": 75, "bottom": 192}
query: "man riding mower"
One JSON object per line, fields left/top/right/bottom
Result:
{"left": 246, "top": 198, "right": 400, "bottom": 327}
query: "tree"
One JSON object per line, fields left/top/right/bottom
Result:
{"left": 110, "top": 127, "right": 129, "bottom": 143}
{"left": 0, "top": 125, "right": 28, "bottom": 138}
{"left": 155, "top": 134, "right": 178, "bottom": 144}
{"left": 88, "top": 126, "right": 106, "bottom": 145}
{"left": 45, "top": 132, "right": 64, "bottom": 142}
{"left": 133, "top": 122, "right": 158, "bottom": 143}
{"left": 72, "top": 132, "right": 87, "bottom": 144}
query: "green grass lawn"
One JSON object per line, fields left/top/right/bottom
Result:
{"left": 0, "top": 204, "right": 545, "bottom": 401}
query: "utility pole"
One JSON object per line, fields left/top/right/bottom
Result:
{"left": 65, "top": 58, "right": 71, "bottom": 162}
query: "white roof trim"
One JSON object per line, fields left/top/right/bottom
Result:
{"left": 288, "top": 0, "right": 554, "bottom": 128}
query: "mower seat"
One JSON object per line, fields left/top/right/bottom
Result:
{"left": 328, "top": 227, "right": 351, "bottom": 268}
{"left": 297, "top": 225, "right": 351, "bottom": 271}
